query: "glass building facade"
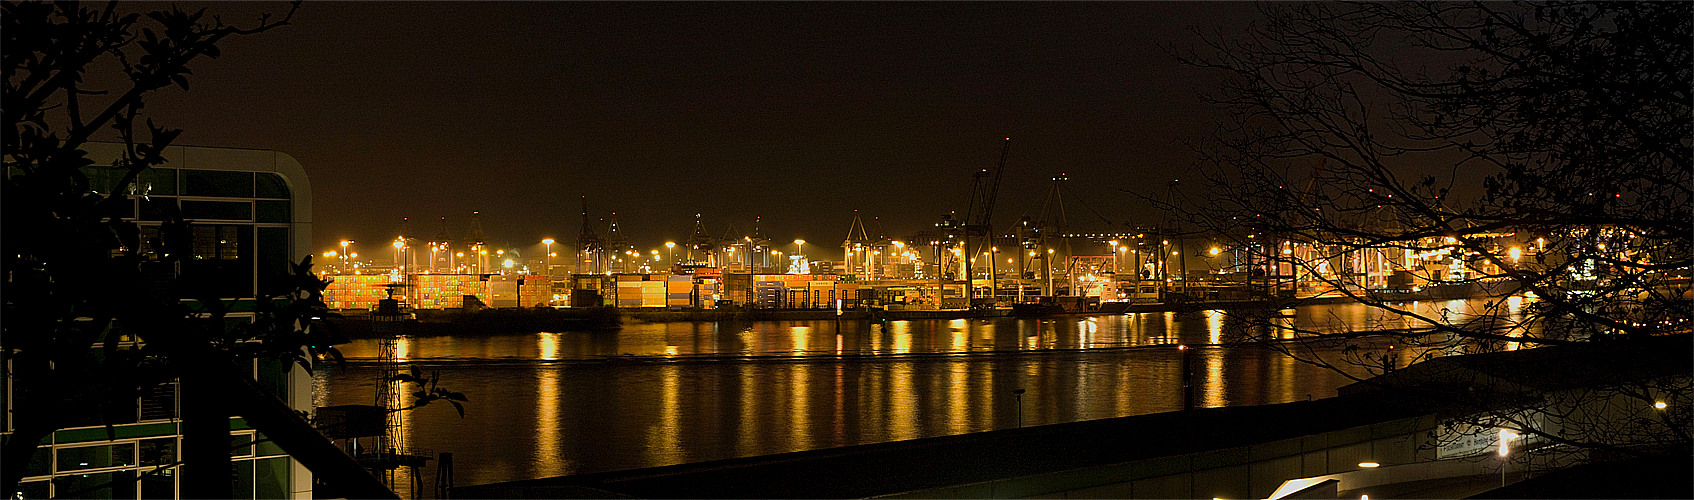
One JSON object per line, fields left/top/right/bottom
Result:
{"left": 3, "top": 143, "right": 316, "bottom": 499}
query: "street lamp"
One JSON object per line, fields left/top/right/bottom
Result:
{"left": 1499, "top": 429, "right": 1519, "bottom": 487}
{"left": 542, "top": 238, "right": 555, "bottom": 276}
{"left": 665, "top": 241, "right": 676, "bottom": 266}
{"left": 393, "top": 239, "right": 405, "bottom": 275}
{"left": 339, "top": 240, "right": 353, "bottom": 271}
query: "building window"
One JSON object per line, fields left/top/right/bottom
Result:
{"left": 56, "top": 443, "right": 136, "bottom": 472}
{"left": 255, "top": 200, "right": 291, "bottom": 223}
{"left": 139, "top": 197, "right": 178, "bottom": 221}
{"left": 138, "top": 167, "right": 178, "bottom": 195}
{"left": 138, "top": 382, "right": 178, "bottom": 421}
{"left": 51, "top": 470, "right": 136, "bottom": 499}
{"left": 183, "top": 170, "right": 254, "bottom": 198}
{"left": 185, "top": 224, "right": 253, "bottom": 298}
{"left": 255, "top": 172, "right": 290, "bottom": 199}
{"left": 256, "top": 227, "right": 291, "bottom": 297}
{"left": 182, "top": 200, "right": 253, "bottom": 221}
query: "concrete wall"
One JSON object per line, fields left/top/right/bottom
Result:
{"left": 880, "top": 415, "right": 1441, "bottom": 499}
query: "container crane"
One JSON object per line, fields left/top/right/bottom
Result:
{"left": 962, "top": 138, "right": 1010, "bottom": 306}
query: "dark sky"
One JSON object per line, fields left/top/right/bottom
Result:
{"left": 140, "top": 2, "right": 1260, "bottom": 259}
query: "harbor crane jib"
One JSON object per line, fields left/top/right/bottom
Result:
{"left": 961, "top": 138, "right": 1010, "bottom": 306}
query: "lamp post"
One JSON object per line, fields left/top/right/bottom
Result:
{"left": 665, "top": 242, "right": 676, "bottom": 268}
{"left": 1012, "top": 388, "right": 1025, "bottom": 428}
{"left": 1499, "top": 429, "right": 1518, "bottom": 487}
{"left": 340, "top": 240, "right": 353, "bottom": 272}
{"left": 392, "top": 240, "right": 405, "bottom": 278}
{"left": 542, "top": 238, "right": 555, "bottom": 276}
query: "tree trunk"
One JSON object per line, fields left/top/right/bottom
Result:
{"left": 180, "top": 366, "right": 232, "bottom": 499}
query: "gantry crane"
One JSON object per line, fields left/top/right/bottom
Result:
{"left": 961, "top": 138, "right": 1010, "bottom": 306}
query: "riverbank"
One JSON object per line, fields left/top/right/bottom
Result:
{"left": 324, "top": 296, "right": 1387, "bottom": 338}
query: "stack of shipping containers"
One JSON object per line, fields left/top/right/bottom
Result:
{"left": 324, "top": 274, "right": 391, "bottom": 310}
{"left": 665, "top": 275, "right": 692, "bottom": 310}
{"left": 414, "top": 274, "right": 478, "bottom": 309}
{"left": 697, "top": 277, "right": 720, "bottom": 308}
{"left": 518, "top": 275, "right": 551, "bottom": 307}
{"left": 613, "top": 275, "right": 642, "bottom": 308}
{"left": 486, "top": 275, "right": 520, "bottom": 308}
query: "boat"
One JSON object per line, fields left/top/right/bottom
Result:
{"left": 1010, "top": 296, "right": 1131, "bottom": 317}
{"left": 869, "top": 307, "right": 1010, "bottom": 321}
{"left": 1366, "top": 279, "right": 1522, "bottom": 302}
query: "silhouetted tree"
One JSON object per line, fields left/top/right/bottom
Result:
{"left": 3, "top": 1, "right": 402, "bottom": 498}
{"left": 1171, "top": 1, "right": 1689, "bottom": 461}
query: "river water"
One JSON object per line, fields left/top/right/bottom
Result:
{"left": 314, "top": 298, "right": 1534, "bottom": 493}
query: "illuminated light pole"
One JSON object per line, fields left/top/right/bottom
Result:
{"left": 1046, "top": 248, "right": 1056, "bottom": 296}
{"left": 1499, "top": 429, "right": 1519, "bottom": 487}
{"left": 665, "top": 242, "right": 676, "bottom": 269}
{"left": 340, "top": 240, "right": 353, "bottom": 272}
{"left": 542, "top": 238, "right": 555, "bottom": 276}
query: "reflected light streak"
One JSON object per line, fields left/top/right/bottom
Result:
{"left": 646, "top": 363, "right": 682, "bottom": 465}
{"left": 947, "top": 365, "right": 967, "bottom": 435}
{"left": 534, "top": 364, "right": 564, "bottom": 478}
{"left": 395, "top": 336, "right": 411, "bottom": 360}
{"left": 791, "top": 326, "right": 811, "bottom": 353}
{"left": 1163, "top": 312, "right": 1177, "bottom": 344}
{"left": 1204, "top": 349, "right": 1225, "bottom": 408}
{"left": 890, "top": 363, "right": 916, "bottom": 441}
{"left": 737, "top": 363, "right": 759, "bottom": 456}
{"left": 537, "top": 332, "right": 559, "bottom": 361}
{"left": 891, "top": 321, "right": 912, "bottom": 354}
{"left": 1204, "top": 310, "right": 1223, "bottom": 345}
{"left": 792, "top": 364, "right": 813, "bottom": 450}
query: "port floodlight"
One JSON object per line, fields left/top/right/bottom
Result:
{"left": 1498, "top": 429, "right": 1518, "bottom": 456}
{"left": 665, "top": 242, "right": 675, "bottom": 248}
{"left": 349, "top": 253, "right": 358, "bottom": 258}
{"left": 542, "top": 238, "right": 554, "bottom": 245}
{"left": 393, "top": 241, "right": 404, "bottom": 249}
{"left": 1358, "top": 462, "right": 1380, "bottom": 468}
{"left": 1209, "top": 247, "right": 1220, "bottom": 255}
{"left": 1656, "top": 401, "right": 1668, "bottom": 409}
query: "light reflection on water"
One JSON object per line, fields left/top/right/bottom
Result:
{"left": 336, "top": 298, "right": 1531, "bottom": 361}
{"left": 322, "top": 345, "right": 1369, "bottom": 491}
{"left": 319, "top": 298, "right": 1532, "bottom": 493}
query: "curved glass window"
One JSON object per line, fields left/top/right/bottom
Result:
{"left": 184, "top": 170, "right": 253, "bottom": 197}
{"left": 256, "top": 172, "right": 290, "bottom": 199}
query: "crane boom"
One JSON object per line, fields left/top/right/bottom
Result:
{"left": 969, "top": 138, "right": 1011, "bottom": 228}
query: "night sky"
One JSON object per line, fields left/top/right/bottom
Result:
{"left": 137, "top": 2, "right": 1260, "bottom": 260}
